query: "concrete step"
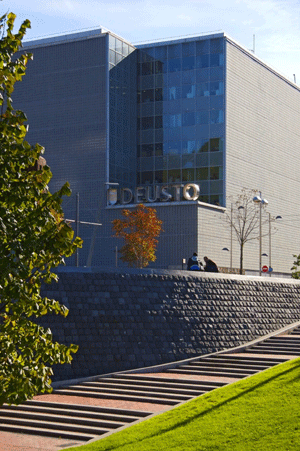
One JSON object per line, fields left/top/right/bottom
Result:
{"left": 1, "top": 402, "right": 143, "bottom": 424}
{"left": 245, "top": 348, "right": 299, "bottom": 356}
{"left": 178, "top": 364, "right": 257, "bottom": 376}
{"left": 203, "top": 354, "right": 287, "bottom": 364}
{"left": 248, "top": 343, "right": 300, "bottom": 354}
{"left": 188, "top": 360, "right": 270, "bottom": 371}
{"left": 24, "top": 399, "right": 150, "bottom": 419}
{"left": 113, "top": 374, "right": 226, "bottom": 388}
{"left": 0, "top": 408, "right": 125, "bottom": 429}
{"left": 0, "top": 416, "right": 109, "bottom": 437}
{"left": 53, "top": 387, "right": 184, "bottom": 405}
{"left": 83, "top": 380, "right": 205, "bottom": 397}
{"left": 103, "top": 375, "right": 221, "bottom": 392}
{"left": 0, "top": 423, "right": 93, "bottom": 441}
{"left": 187, "top": 362, "right": 262, "bottom": 372}
{"left": 55, "top": 384, "right": 193, "bottom": 401}
{"left": 167, "top": 367, "right": 249, "bottom": 378}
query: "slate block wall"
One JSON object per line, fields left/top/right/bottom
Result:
{"left": 40, "top": 270, "right": 300, "bottom": 382}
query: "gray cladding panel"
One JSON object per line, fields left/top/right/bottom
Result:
{"left": 14, "top": 35, "right": 108, "bottom": 266}
{"left": 225, "top": 41, "right": 300, "bottom": 273}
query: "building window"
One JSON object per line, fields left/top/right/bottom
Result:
{"left": 142, "top": 116, "right": 154, "bottom": 130}
{"left": 210, "top": 110, "right": 224, "bottom": 124}
{"left": 210, "top": 166, "right": 223, "bottom": 180}
{"left": 182, "top": 84, "right": 196, "bottom": 98}
{"left": 196, "top": 167, "right": 209, "bottom": 180}
{"left": 168, "top": 58, "right": 181, "bottom": 72}
{"left": 210, "top": 81, "right": 224, "bottom": 96}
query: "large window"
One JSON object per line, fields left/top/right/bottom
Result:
{"left": 136, "top": 36, "right": 225, "bottom": 206}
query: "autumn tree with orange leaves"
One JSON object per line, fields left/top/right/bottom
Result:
{"left": 112, "top": 204, "right": 163, "bottom": 269}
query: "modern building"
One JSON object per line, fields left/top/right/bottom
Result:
{"left": 14, "top": 28, "right": 300, "bottom": 275}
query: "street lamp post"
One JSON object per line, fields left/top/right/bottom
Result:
{"left": 253, "top": 192, "right": 268, "bottom": 276}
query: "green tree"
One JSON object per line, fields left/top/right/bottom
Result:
{"left": 0, "top": 13, "right": 82, "bottom": 405}
{"left": 291, "top": 255, "right": 300, "bottom": 278}
{"left": 112, "top": 204, "right": 163, "bottom": 268}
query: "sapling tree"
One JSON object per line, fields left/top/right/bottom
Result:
{"left": 0, "top": 13, "right": 82, "bottom": 405}
{"left": 225, "top": 188, "right": 272, "bottom": 274}
{"left": 112, "top": 204, "right": 163, "bottom": 268}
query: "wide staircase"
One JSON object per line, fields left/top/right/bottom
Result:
{"left": 1, "top": 324, "right": 300, "bottom": 444}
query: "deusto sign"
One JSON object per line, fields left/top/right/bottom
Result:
{"left": 107, "top": 183, "right": 200, "bottom": 206}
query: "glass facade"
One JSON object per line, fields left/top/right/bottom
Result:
{"left": 108, "top": 34, "right": 137, "bottom": 190}
{"left": 136, "top": 37, "right": 225, "bottom": 206}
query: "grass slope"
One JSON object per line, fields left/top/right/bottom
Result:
{"left": 63, "top": 357, "right": 300, "bottom": 451}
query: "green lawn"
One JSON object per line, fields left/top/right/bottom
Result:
{"left": 63, "top": 357, "right": 300, "bottom": 450}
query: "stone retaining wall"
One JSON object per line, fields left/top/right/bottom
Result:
{"left": 40, "top": 269, "right": 300, "bottom": 381}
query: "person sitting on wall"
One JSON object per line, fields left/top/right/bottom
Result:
{"left": 203, "top": 256, "right": 219, "bottom": 273}
{"left": 187, "top": 253, "right": 204, "bottom": 271}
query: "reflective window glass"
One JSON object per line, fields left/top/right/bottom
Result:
{"left": 196, "top": 167, "right": 209, "bottom": 180}
{"left": 168, "top": 169, "right": 181, "bottom": 182}
{"left": 155, "top": 45, "right": 167, "bottom": 60}
{"left": 199, "top": 195, "right": 209, "bottom": 202}
{"left": 141, "top": 89, "right": 154, "bottom": 103}
{"left": 141, "top": 144, "right": 154, "bottom": 157}
{"left": 210, "top": 181, "right": 223, "bottom": 194}
{"left": 122, "top": 43, "right": 129, "bottom": 56}
{"left": 196, "top": 54, "right": 209, "bottom": 68}
{"left": 165, "top": 142, "right": 181, "bottom": 155}
{"left": 183, "top": 112, "right": 195, "bottom": 126}
{"left": 210, "top": 81, "right": 224, "bottom": 95}
{"left": 141, "top": 171, "right": 153, "bottom": 184}
{"left": 182, "top": 41, "right": 195, "bottom": 56}
{"left": 168, "top": 155, "right": 181, "bottom": 167}
{"left": 182, "top": 140, "right": 196, "bottom": 153}
{"left": 196, "top": 111, "right": 209, "bottom": 124}
{"left": 197, "top": 82, "right": 210, "bottom": 96}
{"left": 155, "top": 88, "right": 163, "bottom": 101}
{"left": 211, "top": 53, "right": 224, "bottom": 67}
{"left": 169, "top": 114, "right": 182, "bottom": 128}
{"left": 210, "top": 167, "right": 221, "bottom": 180}
{"left": 182, "top": 56, "right": 195, "bottom": 71}
{"left": 196, "top": 39, "right": 209, "bottom": 55}
{"left": 155, "top": 143, "right": 163, "bottom": 155}
{"left": 210, "top": 38, "right": 223, "bottom": 53}
{"left": 144, "top": 47, "right": 155, "bottom": 58}
{"left": 168, "top": 59, "right": 181, "bottom": 72}
{"left": 109, "top": 50, "right": 116, "bottom": 65}
{"left": 210, "top": 194, "right": 222, "bottom": 205}
{"left": 182, "top": 168, "right": 195, "bottom": 182}
{"left": 169, "top": 86, "right": 181, "bottom": 100}
{"left": 168, "top": 72, "right": 181, "bottom": 86}
{"left": 155, "top": 61, "right": 164, "bottom": 74}
{"left": 182, "top": 154, "right": 195, "bottom": 168}
{"left": 154, "top": 171, "right": 163, "bottom": 183}
{"left": 115, "top": 39, "right": 123, "bottom": 53}
{"left": 210, "top": 137, "right": 223, "bottom": 152}
{"left": 196, "top": 68, "right": 210, "bottom": 82}
{"left": 168, "top": 44, "right": 181, "bottom": 58}
{"left": 198, "top": 139, "right": 209, "bottom": 152}
{"left": 142, "top": 62, "right": 153, "bottom": 75}
{"left": 182, "top": 70, "right": 195, "bottom": 84}
{"left": 142, "top": 116, "right": 154, "bottom": 130}
{"left": 210, "top": 110, "right": 224, "bottom": 124}
{"left": 109, "top": 35, "right": 116, "bottom": 51}
{"left": 155, "top": 116, "right": 163, "bottom": 129}
{"left": 116, "top": 53, "right": 123, "bottom": 64}
{"left": 182, "top": 84, "right": 196, "bottom": 98}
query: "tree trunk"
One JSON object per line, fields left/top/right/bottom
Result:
{"left": 239, "top": 242, "right": 244, "bottom": 275}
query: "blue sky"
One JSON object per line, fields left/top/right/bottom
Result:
{"left": 4, "top": 0, "right": 300, "bottom": 83}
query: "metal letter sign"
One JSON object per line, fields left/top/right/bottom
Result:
{"left": 106, "top": 183, "right": 201, "bottom": 206}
